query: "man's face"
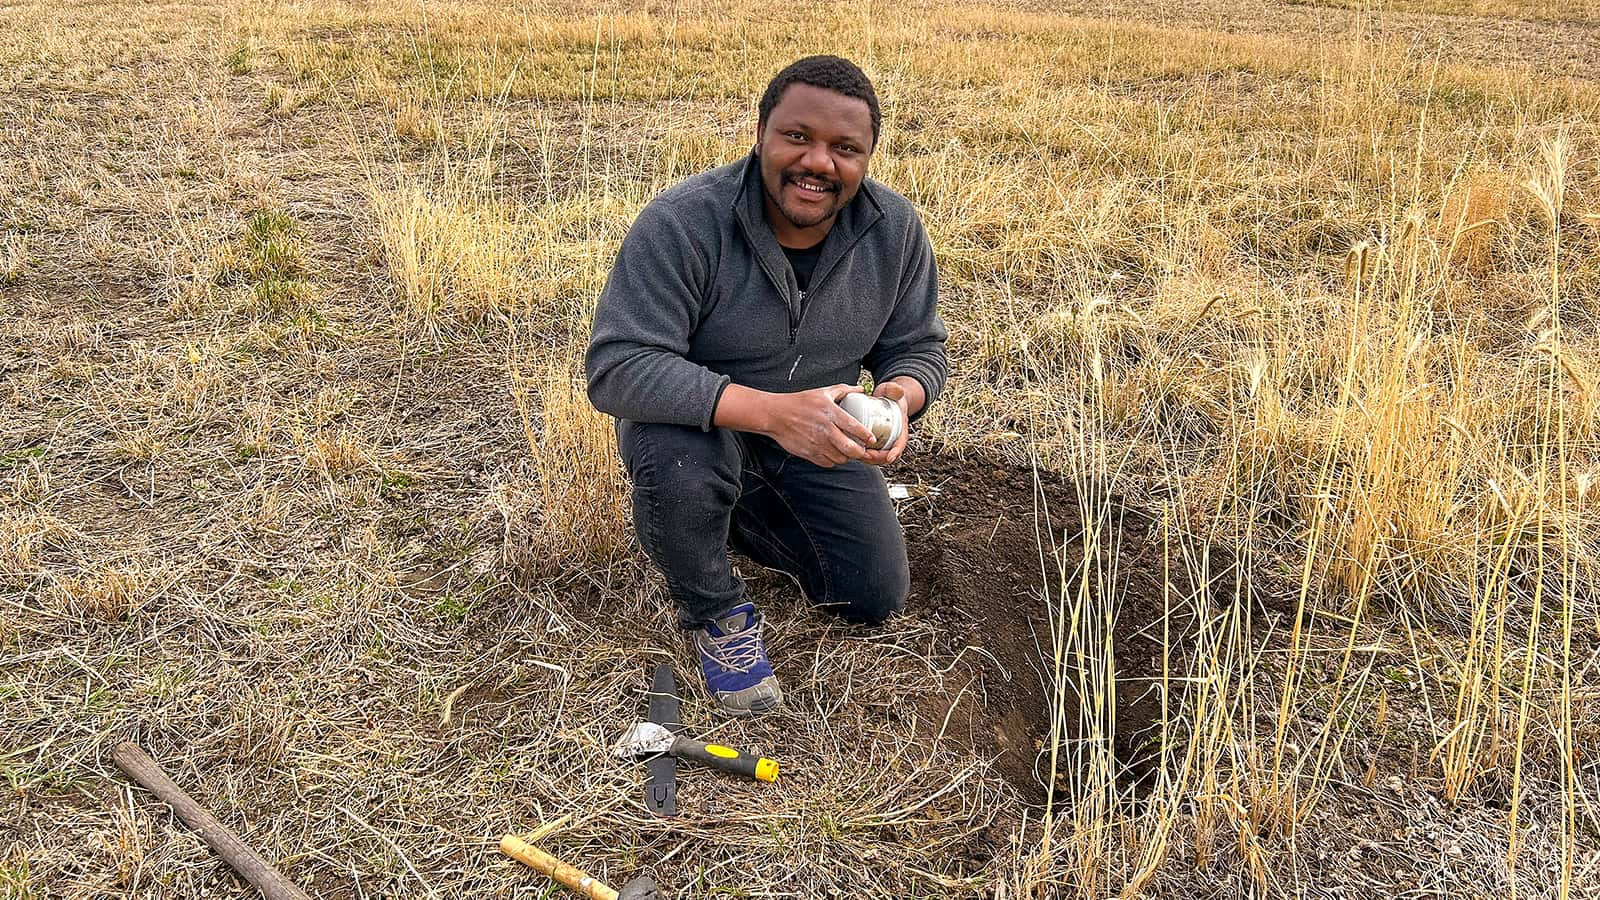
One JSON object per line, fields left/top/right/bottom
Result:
{"left": 755, "top": 82, "right": 874, "bottom": 245}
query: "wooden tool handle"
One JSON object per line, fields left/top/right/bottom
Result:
{"left": 110, "top": 742, "right": 312, "bottom": 900}
{"left": 499, "top": 834, "right": 618, "bottom": 900}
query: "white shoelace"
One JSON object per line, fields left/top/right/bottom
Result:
{"left": 697, "top": 621, "right": 763, "bottom": 673}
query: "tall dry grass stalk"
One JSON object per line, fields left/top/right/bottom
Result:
{"left": 507, "top": 333, "right": 631, "bottom": 579}
{"left": 1033, "top": 319, "right": 1123, "bottom": 897}
{"left": 367, "top": 177, "right": 517, "bottom": 323}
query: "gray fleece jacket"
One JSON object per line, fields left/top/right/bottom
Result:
{"left": 585, "top": 153, "right": 947, "bottom": 430}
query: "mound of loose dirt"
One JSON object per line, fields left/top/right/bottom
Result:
{"left": 889, "top": 451, "right": 1218, "bottom": 803}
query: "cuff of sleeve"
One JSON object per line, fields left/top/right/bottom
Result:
{"left": 702, "top": 376, "right": 733, "bottom": 431}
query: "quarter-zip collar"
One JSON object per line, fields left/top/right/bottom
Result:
{"left": 732, "top": 152, "right": 885, "bottom": 316}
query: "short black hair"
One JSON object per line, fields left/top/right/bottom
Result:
{"left": 758, "top": 55, "right": 880, "bottom": 148}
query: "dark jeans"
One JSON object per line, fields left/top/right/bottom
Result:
{"left": 617, "top": 420, "right": 909, "bottom": 629}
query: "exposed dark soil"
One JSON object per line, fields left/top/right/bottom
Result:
{"left": 889, "top": 451, "right": 1220, "bottom": 804}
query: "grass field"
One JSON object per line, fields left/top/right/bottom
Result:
{"left": 1288, "top": 0, "right": 1600, "bottom": 25}
{"left": 3, "top": 1, "right": 1598, "bottom": 897}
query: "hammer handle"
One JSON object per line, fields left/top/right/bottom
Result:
{"left": 499, "top": 835, "right": 618, "bottom": 900}
{"left": 110, "top": 742, "right": 312, "bottom": 900}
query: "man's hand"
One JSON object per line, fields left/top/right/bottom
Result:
{"left": 714, "top": 383, "right": 877, "bottom": 468}
{"left": 764, "top": 384, "right": 880, "bottom": 467}
{"left": 859, "top": 378, "right": 917, "bottom": 467}
{"left": 713, "top": 377, "right": 926, "bottom": 468}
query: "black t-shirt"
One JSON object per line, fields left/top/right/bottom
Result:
{"left": 782, "top": 237, "right": 826, "bottom": 293}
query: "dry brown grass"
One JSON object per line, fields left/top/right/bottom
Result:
{"left": 48, "top": 567, "right": 162, "bottom": 623}
{"left": 1290, "top": 0, "right": 1600, "bottom": 25}
{"left": 2, "top": 0, "right": 1597, "bottom": 898}
{"left": 1443, "top": 171, "right": 1528, "bottom": 275}
{"left": 505, "top": 335, "right": 632, "bottom": 580}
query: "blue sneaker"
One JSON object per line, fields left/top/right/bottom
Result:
{"left": 692, "top": 602, "right": 783, "bottom": 717}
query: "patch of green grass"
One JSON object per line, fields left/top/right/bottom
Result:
{"left": 268, "top": 576, "right": 303, "bottom": 595}
{"left": 243, "top": 210, "right": 305, "bottom": 275}
{"left": 429, "top": 593, "right": 469, "bottom": 624}
{"left": 439, "top": 516, "right": 479, "bottom": 561}
{"left": 214, "top": 210, "right": 320, "bottom": 318}
{"left": 2, "top": 759, "right": 92, "bottom": 797}
{"left": 366, "top": 627, "right": 390, "bottom": 660}
{"left": 0, "top": 447, "right": 44, "bottom": 469}
{"left": 216, "top": 210, "right": 306, "bottom": 284}
{"left": 80, "top": 687, "right": 120, "bottom": 718}
{"left": 1382, "top": 665, "right": 1416, "bottom": 689}
{"left": 144, "top": 664, "right": 197, "bottom": 701}
{"left": 0, "top": 851, "right": 39, "bottom": 900}
{"left": 225, "top": 44, "right": 254, "bottom": 74}
{"left": 379, "top": 471, "right": 414, "bottom": 497}
{"left": 250, "top": 276, "right": 319, "bottom": 314}
{"left": 266, "top": 308, "right": 340, "bottom": 346}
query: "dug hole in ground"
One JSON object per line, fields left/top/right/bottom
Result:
{"left": 736, "top": 449, "right": 1215, "bottom": 813}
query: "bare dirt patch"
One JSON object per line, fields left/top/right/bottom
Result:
{"left": 890, "top": 451, "right": 1214, "bottom": 803}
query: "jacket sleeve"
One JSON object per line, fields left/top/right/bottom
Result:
{"left": 585, "top": 201, "right": 731, "bottom": 430}
{"left": 864, "top": 214, "right": 947, "bottom": 421}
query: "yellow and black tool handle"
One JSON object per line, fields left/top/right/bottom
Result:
{"left": 669, "top": 736, "right": 779, "bottom": 782}
{"left": 499, "top": 835, "right": 619, "bottom": 900}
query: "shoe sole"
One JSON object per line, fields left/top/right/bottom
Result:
{"left": 718, "top": 694, "right": 784, "bottom": 717}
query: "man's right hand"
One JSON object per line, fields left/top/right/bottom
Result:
{"left": 763, "top": 384, "right": 881, "bottom": 467}
{"left": 713, "top": 383, "right": 877, "bottom": 468}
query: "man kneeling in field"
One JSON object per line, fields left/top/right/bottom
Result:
{"left": 586, "top": 55, "right": 947, "bottom": 716}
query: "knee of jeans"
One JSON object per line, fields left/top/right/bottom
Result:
{"left": 624, "top": 425, "right": 740, "bottom": 503}
{"left": 637, "top": 461, "right": 740, "bottom": 515}
{"left": 839, "top": 562, "right": 908, "bottom": 625}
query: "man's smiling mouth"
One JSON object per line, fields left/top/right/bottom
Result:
{"left": 786, "top": 174, "right": 838, "bottom": 198}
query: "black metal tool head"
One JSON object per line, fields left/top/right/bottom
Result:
{"left": 643, "top": 664, "right": 680, "bottom": 817}
{"left": 618, "top": 875, "right": 666, "bottom": 900}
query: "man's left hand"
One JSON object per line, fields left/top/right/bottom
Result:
{"left": 860, "top": 379, "right": 915, "bottom": 467}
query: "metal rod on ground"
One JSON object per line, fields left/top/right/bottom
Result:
{"left": 110, "top": 741, "right": 313, "bottom": 900}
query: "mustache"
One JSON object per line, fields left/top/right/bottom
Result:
{"left": 782, "top": 170, "right": 841, "bottom": 192}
